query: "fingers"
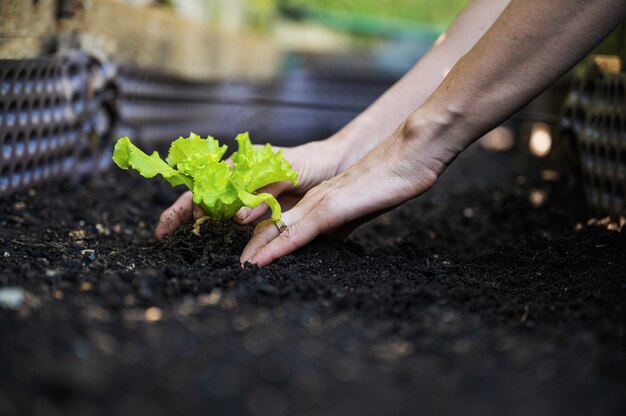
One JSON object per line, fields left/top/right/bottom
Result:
{"left": 248, "top": 211, "right": 325, "bottom": 267}
{"left": 239, "top": 219, "right": 280, "bottom": 263}
{"left": 155, "top": 191, "right": 194, "bottom": 240}
{"left": 240, "top": 190, "right": 335, "bottom": 266}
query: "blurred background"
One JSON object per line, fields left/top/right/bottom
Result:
{"left": 1, "top": 0, "right": 625, "bottom": 217}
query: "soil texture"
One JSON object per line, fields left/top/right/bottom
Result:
{"left": 0, "top": 143, "right": 625, "bottom": 416}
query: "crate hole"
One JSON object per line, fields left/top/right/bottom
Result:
{"left": 615, "top": 186, "right": 625, "bottom": 210}
{"left": 0, "top": 165, "right": 10, "bottom": 192}
{"left": 31, "top": 98, "right": 41, "bottom": 124}
{"left": 579, "top": 139, "right": 589, "bottom": 154}
{"left": 42, "top": 97, "right": 52, "bottom": 123}
{"left": 46, "top": 71, "right": 55, "bottom": 94}
{"left": 14, "top": 69, "right": 26, "bottom": 94}
{"left": 63, "top": 155, "right": 74, "bottom": 173}
{"left": 585, "top": 114, "right": 597, "bottom": 137}
{"left": 18, "top": 101, "right": 29, "bottom": 126}
{"left": 581, "top": 79, "right": 596, "bottom": 104}
{"left": 616, "top": 80, "right": 625, "bottom": 106}
{"left": 599, "top": 81, "right": 611, "bottom": 104}
{"left": 6, "top": 101, "right": 17, "bottom": 126}
{"left": 53, "top": 97, "right": 63, "bottom": 121}
{"left": 607, "top": 146, "right": 618, "bottom": 164}
{"left": 42, "top": 159, "right": 51, "bottom": 178}
{"left": 598, "top": 113, "right": 608, "bottom": 140}
{"left": 14, "top": 132, "right": 26, "bottom": 158}
{"left": 67, "top": 128, "right": 78, "bottom": 146}
{"left": 611, "top": 114, "right": 621, "bottom": 139}
{"left": 23, "top": 160, "right": 34, "bottom": 185}
{"left": 25, "top": 69, "right": 36, "bottom": 94}
{"left": 35, "top": 68, "right": 46, "bottom": 93}
{"left": 1, "top": 69, "right": 14, "bottom": 95}
{"left": 601, "top": 190, "right": 611, "bottom": 209}
{"left": 573, "top": 106, "right": 586, "bottom": 132}
{"left": 34, "top": 159, "right": 44, "bottom": 181}
{"left": 12, "top": 163, "right": 22, "bottom": 188}
{"left": 568, "top": 81, "right": 580, "bottom": 102}
{"left": 2, "top": 133, "right": 12, "bottom": 161}
{"left": 582, "top": 153, "right": 594, "bottom": 173}
{"left": 28, "top": 129, "right": 38, "bottom": 156}
{"left": 71, "top": 92, "right": 84, "bottom": 115}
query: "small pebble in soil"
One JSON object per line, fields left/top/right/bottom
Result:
{"left": 95, "top": 223, "right": 110, "bottom": 235}
{"left": 69, "top": 229, "right": 87, "bottom": 239}
{"left": 0, "top": 287, "right": 25, "bottom": 310}
{"left": 81, "top": 249, "right": 97, "bottom": 261}
{"left": 3, "top": 252, "right": 9, "bottom": 257}
{"left": 462, "top": 207, "right": 474, "bottom": 218}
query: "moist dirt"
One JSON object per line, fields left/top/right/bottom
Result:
{"left": 0, "top": 144, "right": 624, "bottom": 416}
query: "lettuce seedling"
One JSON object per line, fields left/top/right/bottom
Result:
{"left": 112, "top": 132, "right": 298, "bottom": 222}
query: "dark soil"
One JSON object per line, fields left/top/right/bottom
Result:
{"left": 0, "top": 143, "right": 624, "bottom": 416}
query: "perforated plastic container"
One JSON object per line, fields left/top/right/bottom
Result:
{"left": 0, "top": 53, "right": 115, "bottom": 197}
{"left": 1, "top": 52, "right": 395, "bottom": 198}
{"left": 561, "top": 59, "right": 626, "bottom": 218}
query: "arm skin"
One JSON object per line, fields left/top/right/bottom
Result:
{"left": 241, "top": 0, "right": 626, "bottom": 266}
{"left": 154, "top": 0, "right": 512, "bottom": 238}
{"left": 330, "top": 0, "right": 512, "bottom": 171}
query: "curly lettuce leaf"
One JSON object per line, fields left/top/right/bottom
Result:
{"left": 166, "top": 133, "right": 227, "bottom": 168}
{"left": 112, "top": 132, "right": 299, "bottom": 223}
{"left": 113, "top": 137, "right": 192, "bottom": 188}
{"left": 231, "top": 132, "right": 299, "bottom": 192}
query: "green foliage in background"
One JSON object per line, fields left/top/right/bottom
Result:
{"left": 275, "top": 0, "right": 468, "bottom": 25}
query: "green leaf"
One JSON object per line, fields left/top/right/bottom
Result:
{"left": 166, "top": 132, "right": 227, "bottom": 168}
{"left": 231, "top": 132, "right": 299, "bottom": 192}
{"left": 112, "top": 137, "right": 192, "bottom": 188}
{"left": 237, "top": 188, "right": 283, "bottom": 222}
{"left": 191, "top": 161, "right": 240, "bottom": 221}
{"left": 112, "top": 132, "right": 299, "bottom": 223}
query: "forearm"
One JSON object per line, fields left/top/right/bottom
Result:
{"left": 404, "top": 0, "right": 626, "bottom": 174}
{"left": 331, "top": 0, "right": 512, "bottom": 169}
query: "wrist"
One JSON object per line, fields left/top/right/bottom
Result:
{"left": 324, "top": 128, "right": 360, "bottom": 174}
{"left": 396, "top": 107, "right": 469, "bottom": 176}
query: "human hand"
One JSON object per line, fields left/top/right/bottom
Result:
{"left": 240, "top": 120, "right": 453, "bottom": 266}
{"left": 154, "top": 139, "right": 344, "bottom": 239}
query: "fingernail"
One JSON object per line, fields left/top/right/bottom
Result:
{"left": 235, "top": 207, "right": 251, "bottom": 221}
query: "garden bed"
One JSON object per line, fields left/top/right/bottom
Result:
{"left": 0, "top": 143, "right": 624, "bottom": 416}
